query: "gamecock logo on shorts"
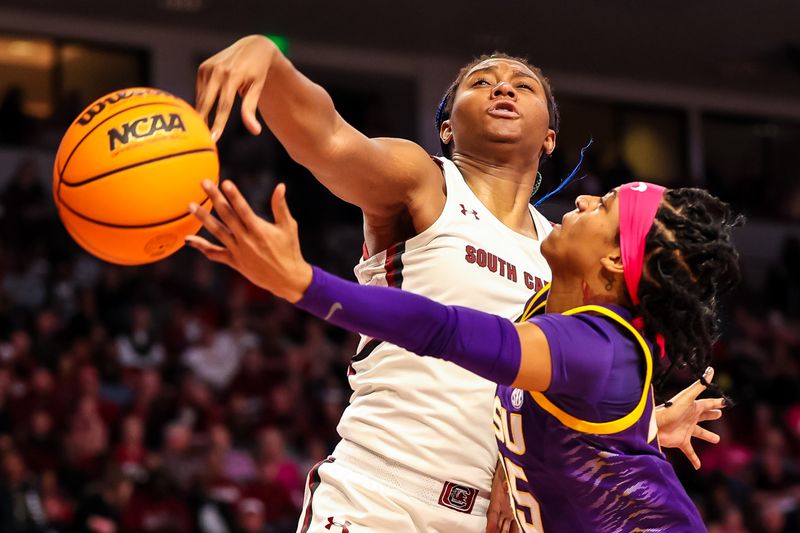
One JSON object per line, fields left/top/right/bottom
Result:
{"left": 325, "top": 517, "right": 351, "bottom": 532}
{"left": 438, "top": 481, "right": 478, "bottom": 514}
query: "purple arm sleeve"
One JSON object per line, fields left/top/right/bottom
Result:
{"left": 296, "top": 266, "right": 522, "bottom": 385}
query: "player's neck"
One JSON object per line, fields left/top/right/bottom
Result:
{"left": 451, "top": 152, "right": 540, "bottom": 239}
{"left": 545, "top": 276, "right": 619, "bottom": 314}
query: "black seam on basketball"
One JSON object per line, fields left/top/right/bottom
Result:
{"left": 61, "top": 214, "right": 138, "bottom": 265}
{"left": 61, "top": 148, "right": 217, "bottom": 188}
{"left": 58, "top": 100, "right": 191, "bottom": 179}
{"left": 59, "top": 195, "right": 211, "bottom": 229}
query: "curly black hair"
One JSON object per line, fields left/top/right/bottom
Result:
{"left": 633, "top": 188, "right": 743, "bottom": 385}
{"left": 434, "top": 53, "right": 560, "bottom": 158}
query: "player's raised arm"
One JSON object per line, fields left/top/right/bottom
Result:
{"left": 196, "top": 35, "right": 440, "bottom": 218}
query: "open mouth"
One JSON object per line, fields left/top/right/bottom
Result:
{"left": 488, "top": 101, "right": 519, "bottom": 118}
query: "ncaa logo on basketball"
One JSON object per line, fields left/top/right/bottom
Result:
{"left": 437, "top": 481, "right": 478, "bottom": 514}
{"left": 107, "top": 113, "right": 187, "bottom": 151}
{"left": 511, "top": 388, "right": 524, "bottom": 410}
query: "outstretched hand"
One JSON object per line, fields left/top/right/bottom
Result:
{"left": 655, "top": 367, "right": 725, "bottom": 470}
{"left": 196, "top": 35, "right": 277, "bottom": 140}
{"left": 186, "top": 180, "right": 313, "bottom": 303}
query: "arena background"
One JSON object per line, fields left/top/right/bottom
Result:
{"left": 1, "top": 1, "right": 799, "bottom": 532}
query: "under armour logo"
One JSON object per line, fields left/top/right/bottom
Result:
{"left": 631, "top": 182, "right": 648, "bottom": 192}
{"left": 459, "top": 204, "right": 479, "bottom": 220}
{"left": 325, "top": 517, "right": 351, "bottom": 532}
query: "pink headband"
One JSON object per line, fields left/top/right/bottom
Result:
{"left": 619, "top": 181, "right": 666, "bottom": 306}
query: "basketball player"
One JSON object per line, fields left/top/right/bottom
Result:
{"left": 194, "top": 36, "right": 725, "bottom": 532}
{"left": 187, "top": 179, "right": 740, "bottom": 531}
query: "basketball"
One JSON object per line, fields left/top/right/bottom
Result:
{"left": 52, "top": 87, "right": 219, "bottom": 265}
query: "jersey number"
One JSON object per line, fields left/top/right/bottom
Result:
{"left": 494, "top": 396, "right": 544, "bottom": 532}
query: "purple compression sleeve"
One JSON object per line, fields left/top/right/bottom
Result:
{"left": 296, "top": 266, "right": 522, "bottom": 385}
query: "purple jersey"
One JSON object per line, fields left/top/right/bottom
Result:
{"left": 495, "top": 291, "right": 706, "bottom": 532}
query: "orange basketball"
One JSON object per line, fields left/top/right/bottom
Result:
{"left": 53, "top": 87, "right": 219, "bottom": 265}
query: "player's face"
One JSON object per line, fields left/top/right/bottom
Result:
{"left": 444, "top": 58, "right": 555, "bottom": 160}
{"left": 542, "top": 189, "right": 621, "bottom": 277}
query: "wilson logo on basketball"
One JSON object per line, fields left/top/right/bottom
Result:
{"left": 77, "top": 88, "right": 169, "bottom": 126}
{"left": 107, "top": 113, "right": 187, "bottom": 151}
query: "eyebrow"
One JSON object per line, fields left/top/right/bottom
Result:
{"left": 465, "top": 64, "right": 540, "bottom": 82}
{"left": 600, "top": 189, "right": 618, "bottom": 208}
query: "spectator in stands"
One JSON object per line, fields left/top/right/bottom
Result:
{"left": 207, "top": 422, "right": 257, "bottom": 484}
{"left": 255, "top": 427, "right": 303, "bottom": 508}
{"left": 65, "top": 396, "right": 109, "bottom": 482}
{"left": 122, "top": 469, "right": 192, "bottom": 533}
{"left": 0, "top": 448, "right": 47, "bottom": 532}
{"left": 234, "top": 498, "right": 269, "bottom": 533}
{"left": 18, "top": 409, "right": 59, "bottom": 475}
{"left": 116, "top": 306, "right": 165, "bottom": 371}
{"left": 182, "top": 322, "right": 242, "bottom": 391}
{"left": 72, "top": 467, "right": 133, "bottom": 533}
{"left": 39, "top": 468, "right": 72, "bottom": 530}
{"left": 160, "top": 422, "right": 202, "bottom": 493}
{"left": 112, "top": 416, "right": 147, "bottom": 482}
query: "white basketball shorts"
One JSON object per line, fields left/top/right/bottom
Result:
{"left": 295, "top": 440, "right": 489, "bottom": 533}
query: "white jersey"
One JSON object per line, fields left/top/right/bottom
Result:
{"left": 338, "top": 157, "right": 552, "bottom": 494}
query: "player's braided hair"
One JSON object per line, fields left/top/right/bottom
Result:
{"left": 434, "top": 53, "right": 560, "bottom": 158}
{"left": 633, "top": 188, "right": 743, "bottom": 387}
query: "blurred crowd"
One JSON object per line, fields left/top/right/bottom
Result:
{"left": 0, "top": 151, "right": 357, "bottom": 532}
{"left": 670, "top": 240, "right": 800, "bottom": 533}
{"left": 2, "top": 85, "right": 800, "bottom": 533}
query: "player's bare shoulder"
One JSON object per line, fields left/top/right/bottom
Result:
{"left": 370, "top": 137, "right": 444, "bottom": 189}
{"left": 364, "top": 137, "right": 447, "bottom": 230}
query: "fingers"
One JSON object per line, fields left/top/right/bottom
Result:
{"left": 681, "top": 443, "right": 701, "bottom": 470}
{"left": 184, "top": 235, "right": 233, "bottom": 266}
{"left": 189, "top": 201, "right": 235, "bottom": 249}
{"left": 240, "top": 79, "right": 264, "bottom": 135}
{"left": 484, "top": 515, "right": 496, "bottom": 533}
{"left": 686, "top": 367, "right": 714, "bottom": 400}
{"left": 271, "top": 183, "right": 296, "bottom": 228}
{"left": 210, "top": 79, "right": 240, "bottom": 142}
{"left": 693, "top": 425, "right": 720, "bottom": 444}
{"left": 196, "top": 67, "right": 222, "bottom": 128}
{"left": 485, "top": 508, "right": 502, "bottom": 533}
{"left": 220, "top": 180, "right": 259, "bottom": 230}
{"left": 696, "top": 397, "right": 726, "bottom": 411}
{"left": 699, "top": 409, "right": 723, "bottom": 422}
{"left": 201, "top": 180, "right": 246, "bottom": 237}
